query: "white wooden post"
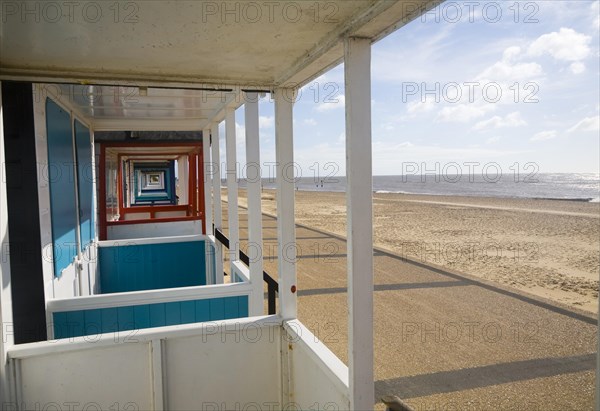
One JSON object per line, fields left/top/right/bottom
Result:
{"left": 274, "top": 88, "right": 297, "bottom": 320}
{"left": 244, "top": 92, "right": 264, "bottom": 316}
{"left": 345, "top": 36, "right": 374, "bottom": 410}
{"left": 0, "top": 83, "right": 15, "bottom": 401}
{"left": 89, "top": 127, "right": 99, "bottom": 295}
{"left": 211, "top": 122, "right": 224, "bottom": 284}
{"left": 225, "top": 107, "right": 240, "bottom": 275}
{"left": 70, "top": 112, "right": 83, "bottom": 296}
{"left": 202, "top": 127, "right": 214, "bottom": 284}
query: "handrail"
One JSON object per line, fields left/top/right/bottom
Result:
{"left": 121, "top": 204, "right": 189, "bottom": 214}
{"left": 9, "top": 315, "right": 282, "bottom": 359}
{"left": 47, "top": 282, "right": 253, "bottom": 313}
{"left": 214, "top": 227, "right": 278, "bottom": 315}
{"left": 106, "top": 215, "right": 201, "bottom": 226}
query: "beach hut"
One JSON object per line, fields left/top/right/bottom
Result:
{"left": 2, "top": 1, "right": 567, "bottom": 409}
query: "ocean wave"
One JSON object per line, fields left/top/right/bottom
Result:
{"left": 590, "top": 197, "right": 600, "bottom": 203}
{"left": 375, "top": 190, "right": 412, "bottom": 195}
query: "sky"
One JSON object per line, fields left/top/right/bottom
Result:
{"left": 221, "top": 0, "right": 600, "bottom": 177}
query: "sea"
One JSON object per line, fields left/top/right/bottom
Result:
{"left": 237, "top": 173, "right": 600, "bottom": 203}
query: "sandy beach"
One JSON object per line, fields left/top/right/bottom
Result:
{"left": 236, "top": 189, "right": 600, "bottom": 313}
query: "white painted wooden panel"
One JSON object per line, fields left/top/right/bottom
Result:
{"left": 98, "top": 234, "right": 204, "bottom": 248}
{"left": 17, "top": 343, "right": 153, "bottom": 410}
{"left": 154, "top": 211, "right": 187, "bottom": 219}
{"left": 107, "top": 220, "right": 202, "bottom": 240}
{"left": 47, "top": 281, "right": 252, "bottom": 313}
{"left": 8, "top": 316, "right": 352, "bottom": 409}
{"left": 79, "top": 245, "right": 98, "bottom": 296}
{"left": 0, "top": 82, "right": 14, "bottom": 400}
{"left": 124, "top": 212, "right": 151, "bottom": 220}
{"left": 177, "top": 155, "right": 189, "bottom": 205}
{"left": 32, "top": 86, "right": 60, "bottom": 301}
{"left": 285, "top": 320, "right": 350, "bottom": 409}
{"left": 164, "top": 324, "right": 281, "bottom": 409}
{"left": 51, "top": 262, "right": 79, "bottom": 300}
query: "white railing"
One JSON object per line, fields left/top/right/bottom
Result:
{"left": 106, "top": 219, "right": 203, "bottom": 240}
{"left": 284, "top": 319, "right": 351, "bottom": 408}
{"left": 47, "top": 282, "right": 252, "bottom": 313}
{"left": 206, "top": 233, "right": 224, "bottom": 284}
{"left": 7, "top": 316, "right": 283, "bottom": 410}
{"left": 97, "top": 233, "right": 205, "bottom": 248}
{"left": 6, "top": 316, "right": 351, "bottom": 410}
{"left": 206, "top": 234, "right": 217, "bottom": 285}
{"left": 231, "top": 260, "right": 250, "bottom": 283}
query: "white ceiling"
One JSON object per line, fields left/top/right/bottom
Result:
{"left": 51, "top": 84, "right": 235, "bottom": 130}
{"left": 2, "top": 0, "right": 440, "bottom": 130}
{"left": 1, "top": 0, "right": 438, "bottom": 87}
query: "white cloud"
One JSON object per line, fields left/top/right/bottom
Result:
{"left": 528, "top": 28, "right": 591, "bottom": 62}
{"left": 567, "top": 116, "right": 600, "bottom": 133}
{"left": 473, "top": 112, "right": 527, "bottom": 131}
{"left": 569, "top": 62, "right": 586, "bottom": 74}
{"left": 303, "top": 118, "right": 317, "bottom": 126}
{"left": 235, "top": 122, "right": 246, "bottom": 145}
{"left": 406, "top": 97, "right": 437, "bottom": 116}
{"left": 476, "top": 46, "right": 543, "bottom": 84}
{"left": 316, "top": 95, "right": 345, "bottom": 112}
{"left": 531, "top": 130, "right": 558, "bottom": 141}
{"left": 259, "top": 116, "right": 274, "bottom": 129}
{"left": 503, "top": 46, "right": 521, "bottom": 61}
{"left": 437, "top": 104, "right": 495, "bottom": 123}
{"left": 486, "top": 136, "right": 501, "bottom": 144}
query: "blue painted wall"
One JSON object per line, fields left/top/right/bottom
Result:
{"left": 53, "top": 295, "right": 249, "bottom": 339}
{"left": 46, "top": 99, "right": 78, "bottom": 277}
{"left": 74, "top": 120, "right": 95, "bottom": 250}
{"left": 99, "top": 240, "right": 207, "bottom": 293}
{"left": 131, "top": 161, "right": 177, "bottom": 204}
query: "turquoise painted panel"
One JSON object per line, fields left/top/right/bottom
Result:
{"left": 117, "top": 306, "right": 135, "bottom": 332}
{"left": 149, "top": 304, "right": 166, "bottom": 328}
{"left": 99, "top": 240, "right": 206, "bottom": 293}
{"left": 238, "top": 296, "right": 249, "bottom": 318}
{"left": 133, "top": 305, "right": 150, "bottom": 329}
{"left": 195, "top": 300, "right": 210, "bottom": 323}
{"left": 84, "top": 309, "right": 103, "bottom": 335}
{"left": 52, "top": 295, "right": 250, "bottom": 339}
{"left": 74, "top": 120, "right": 95, "bottom": 250}
{"left": 53, "top": 312, "right": 68, "bottom": 339}
{"left": 101, "top": 308, "right": 119, "bottom": 334}
{"left": 180, "top": 301, "right": 196, "bottom": 324}
{"left": 224, "top": 297, "right": 239, "bottom": 319}
{"left": 67, "top": 311, "right": 85, "bottom": 338}
{"left": 165, "top": 302, "right": 181, "bottom": 326}
{"left": 46, "top": 99, "right": 78, "bottom": 277}
{"left": 209, "top": 298, "right": 225, "bottom": 320}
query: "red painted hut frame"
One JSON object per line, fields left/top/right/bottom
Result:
{"left": 98, "top": 142, "right": 205, "bottom": 240}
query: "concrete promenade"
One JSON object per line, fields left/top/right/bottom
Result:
{"left": 225, "top": 206, "right": 596, "bottom": 410}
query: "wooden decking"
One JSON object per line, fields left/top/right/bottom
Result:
{"left": 224, "top": 205, "right": 596, "bottom": 410}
